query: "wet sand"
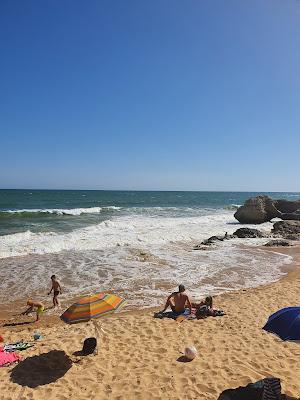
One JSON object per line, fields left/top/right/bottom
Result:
{"left": 0, "top": 245, "right": 300, "bottom": 399}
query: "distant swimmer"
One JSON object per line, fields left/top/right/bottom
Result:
{"left": 22, "top": 300, "right": 45, "bottom": 322}
{"left": 160, "top": 284, "right": 192, "bottom": 314}
{"left": 48, "top": 275, "right": 62, "bottom": 308}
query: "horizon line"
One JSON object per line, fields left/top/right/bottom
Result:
{"left": 0, "top": 188, "right": 300, "bottom": 193}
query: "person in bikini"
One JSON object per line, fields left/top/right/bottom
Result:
{"left": 192, "top": 296, "right": 225, "bottom": 318}
{"left": 192, "top": 296, "right": 214, "bottom": 318}
{"left": 48, "top": 275, "right": 62, "bottom": 307}
{"left": 160, "top": 284, "right": 192, "bottom": 315}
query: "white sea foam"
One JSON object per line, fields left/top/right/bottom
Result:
{"left": 0, "top": 241, "right": 292, "bottom": 308}
{"left": 0, "top": 210, "right": 293, "bottom": 307}
{"left": 2, "top": 206, "right": 121, "bottom": 216}
{"left": 224, "top": 204, "right": 241, "bottom": 210}
{"left": 0, "top": 211, "right": 273, "bottom": 258}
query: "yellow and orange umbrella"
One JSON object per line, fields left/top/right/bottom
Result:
{"left": 61, "top": 293, "right": 126, "bottom": 324}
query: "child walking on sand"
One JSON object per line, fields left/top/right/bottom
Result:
{"left": 48, "top": 275, "right": 62, "bottom": 308}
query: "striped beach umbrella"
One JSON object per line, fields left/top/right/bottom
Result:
{"left": 61, "top": 293, "right": 126, "bottom": 324}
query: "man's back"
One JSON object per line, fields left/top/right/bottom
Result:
{"left": 173, "top": 292, "right": 188, "bottom": 312}
{"left": 160, "top": 284, "right": 192, "bottom": 314}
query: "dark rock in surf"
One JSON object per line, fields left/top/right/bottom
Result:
{"left": 195, "top": 232, "right": 235, "bottom": 249}
{"left": 272, "top": 220, "right": 300, "bottom": 239}
{"left": 280, "top": 210, "right": 300, "bottom": 221}
{"left": 201, "top": 235, "right": 224, "bottom": 245}
{"left": 264, "top": 239, "right": 291, "bottom": 247}
{"left": 233, "top": 228, "right": 264, "bottom": 238}
{"left": 285, "top": 234, "right": 300, "bottom": 241}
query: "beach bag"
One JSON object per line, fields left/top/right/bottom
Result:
{"left": 82, "top": 337, "right": 97, "bottom": 355}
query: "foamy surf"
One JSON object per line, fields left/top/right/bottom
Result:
{"left": 0, "top": 206, "right": 121, "bottom": 216}
{"left": 0, "top": 209, "right": 293, "bottom": 308}
{"left": 1, "top": 189, "right": 297, "bottom": 309}
{"left": 0, "top": 211, "right": 273, "bottom": 259}
{"left": 0, "top": 242, "right": 292, "bottom": 308}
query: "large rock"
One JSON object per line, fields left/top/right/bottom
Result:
{"left": 233, "top": 228, "right": 264, "bottom": 238}
{"left": 234, "top": 196, "right": 280, "bottom": 224}
{"left": 234, "top": 196, "right": 300, "bottom": 224}
{"left": 280, "top": 210, "right": 300, "bottom": 221}
{"left": 274, "top": 199, "right": 300, "bottom": 213}
{"left": 272, "top": 220, "right": 300, "bottom": 238}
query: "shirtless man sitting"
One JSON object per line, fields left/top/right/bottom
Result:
{"left": 160, "top": 284, "right": 192, "bottom": 314}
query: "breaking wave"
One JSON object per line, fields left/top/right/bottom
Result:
{"left": 0, "top": 212, "right": 274, "bottom": 259}
{"left": 0, "top": 206, "right": 121, "bottom": 217}
{"left": 223, "top": 204, "right": 241, "bottom": 210}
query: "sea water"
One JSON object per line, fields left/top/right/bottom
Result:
{"left": 0, "top": 190, "right": 298, "bottom": 308}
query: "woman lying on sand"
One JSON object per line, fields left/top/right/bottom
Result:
{"left": 192, "top": 296, "right": 225, "bottom": 318}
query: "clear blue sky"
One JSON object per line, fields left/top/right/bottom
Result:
{"left": 1, "top": 0, "right": 299, "bottom": 191}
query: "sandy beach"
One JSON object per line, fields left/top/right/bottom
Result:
{"left": 2, "top": 0, "right": 300, "bottom": 397}
{"left": 0, "top": 245, "right": 299, "bottom": 400}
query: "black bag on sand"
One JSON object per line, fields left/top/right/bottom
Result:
{"left": 218, "top": 384, "right": 263, "bottom": 400}
{"left": 82, "top": 337, "right": 97, "bottom": 355}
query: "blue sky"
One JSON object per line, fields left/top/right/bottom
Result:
{"left": 0, "top": 0, "right": 299, "bottom": 191}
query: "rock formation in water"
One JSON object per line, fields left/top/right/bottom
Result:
{"left": 271, "top": 220, "right": 300, "bottom": 240}
{"left": 234, "top": 195, "right": 300, "bottom": 224}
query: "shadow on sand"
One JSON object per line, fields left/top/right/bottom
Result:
{"left": 3, "top": 321, "right": 33, "bottom": 327}
{"left": 176, "top": 355, "right": 193, "bottom": 363}
{"left": 11, "top": 350, "right": 72, "bottom": 388}
{"left": 218, "top": 382, "right": 298, "bottom": 400}
{"left": 72, "top": 350, "right": 84, "bottom": 356}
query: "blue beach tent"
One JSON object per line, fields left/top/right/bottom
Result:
{"left": 263, "top": 307, "right": 300, "bottom": 341}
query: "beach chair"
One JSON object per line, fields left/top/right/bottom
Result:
{"left": 262, "top": 377, "right": 282, "bottom": 400}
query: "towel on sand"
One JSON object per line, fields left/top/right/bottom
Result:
{"left": 4, "top": 342, "right": 34, "bottom": 352}
{"left": 154, "top": 309, "right": 193, "bottom": 320}
{"left": 0, "top": 350, "right": 21, "bottom": 367}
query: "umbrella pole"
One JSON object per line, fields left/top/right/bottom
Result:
{"left": 92, "top": 320, "right": 106, "bottom": 339}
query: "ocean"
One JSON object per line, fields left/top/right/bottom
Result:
{"left": 0, "top": 190, "right": 299, "bottom": 309}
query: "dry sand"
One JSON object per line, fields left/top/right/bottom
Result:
{"left": 0, "top": 246, "right": 300, "bottom": 400}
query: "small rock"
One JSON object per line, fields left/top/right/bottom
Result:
{"left": 264, "top": 240, "right": 290, "bottom": 247}
{"left": 233, "top": 228, "right": 264, "bottom": 238}
{"left": 201, "top": 235, "right": 224, "bottom": 245}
